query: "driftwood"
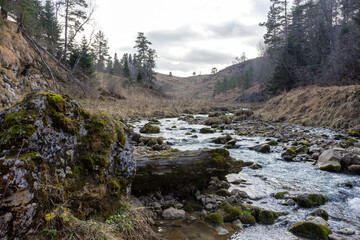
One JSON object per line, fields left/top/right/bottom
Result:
{"left": 132, "top": 149, "right": 252, "bottom": 197}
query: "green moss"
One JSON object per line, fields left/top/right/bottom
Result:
{"left": 347, "top": 130, "right": 360, "bottom": 137}
{"left": 183, "top": 200, "right": 203, "bottom": 212}
{"left": 50, "top": 111, "right": 78, "bottom": 134}
{"left": 295, "top": 145, "right": 308, "bottom": 154}
{"left": 140, "top": 123, "right": 160, "bottom": 134}
{"left": 116, "top": 125, "right": 127, "bottom": 148}
{"left": 210, "top": 149, "right": 231, "bottom": 168}
{"left": 81, "top": 154, "right": 109, "bottom": 171}
{"left": 204, "top": 213, "right": 223, "bottom": 225}
{"left": 288, "top": 221, "right": 332, "bottom": 240}
{"left": 216, "top": 189, "right": 232, "bottom": 197}
{"left": 319, "top": 164, "right": 341, "bottom": 172}
{"left": 287, "top": 148, "right": 297, "bottom": 155}
{"left": 257, "top": 210, "right": 277, "bottom": 225}
{"left": 185, "top": 132, "right": 192, "bottom": 135}
{"left": 238, "top": 211, "right": 256, "bottom": 225}
{"left": 222, "top": 203, "right": 241, "bottom": 222}
{"left": 267, "top": 140, "right": 278, "bottom": 146}
{"left": 39, "top": 92, "right": 68, "bottom": 112}
{"left": 295, "top": 194, "right": 328, "bottom": 208}
{"left": 274, "top": 191, "right": 289, "bottom": 199}
{"left": 200, "top": 128, "right": 215, "bottom": 134}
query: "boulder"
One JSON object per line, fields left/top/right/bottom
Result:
{"left": 162, "top": 207, "right": 185, "bottom": 220}
{"left": 295, "top": 193, "right": 328, "bottom": 208}
{"left": 249, "top": 144, "right": 270, "bottom": 153}
{"left": 282, "top": 148, "right": 297, "bottom": 161}
{"left": 200, "top": 127, "right": 216, "bottom": 134}
{"left": 328, "top": 234, "right": 347, "bottom": 240}
{"left": 0, "top": 93, "right": 136, "bottom": 239}
{"left": 348, "top": 164, "right": 360, "bottom": 174}
{"left": 140, "top": 123, "right": 160, "bottom": 133}
{"left": 317, "top": 149, "right": 341, "bottom": 172}
{"left": 310, "top": 208, "right": 329, "bottom": 221}
{"left": 306, "top": 216, "right": 328, "bottom": 227}
{"left": 288, "top": 222, "right": 332, "bottom": 240}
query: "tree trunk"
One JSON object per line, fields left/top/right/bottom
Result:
{"left": 63, "top": 0, "right": 69, "bottom": 60}
{"left": 132, "top": 149, "right": 252, "bottom": 197}
{"left": 1, "top": 7, "right": 8, "bottom": 20}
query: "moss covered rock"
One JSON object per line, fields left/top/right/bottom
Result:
{"left": 249, "top": 144, "right": 271, "bottom": 153}
{"left": 205, "top": 213, "right": 224, "bottom": 225}
{"left": 288, "top": 221, "right": 332, "bottom": 240}
{"left": 0, "top": 93, "right": 136, "bottom": 239}
{"left": 200, "top": 127, "right": 216, "bottom": 134}
{"left": 317, "top": 149, "right": 342, "bottom": 172}
{"left": 140, "top": 122, "right": 160, "bottom": 133}
{"left": 295, "top": 193, "right": 328, "bottom": 208}
{"left": 282, "top": 148, "right": 297, "bottom": 161}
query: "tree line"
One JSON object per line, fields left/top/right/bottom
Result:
{"left": 261, "top": 0, "right": 360, "bottom": 95}
{"left": 0, "top": 0, "right": 157, "bottom": 87}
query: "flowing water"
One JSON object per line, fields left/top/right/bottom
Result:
{"left": 133, "top": 115, "right": 360, "bottom": 240}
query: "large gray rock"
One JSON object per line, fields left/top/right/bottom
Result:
{"left": 249, "top": 144, "right": 271, "bottom": 153}
{"left": 162, "top": 207, "right": 186, "bottom": 220}
{"left": 317, "top": 149, "right": 342, "bottom": 172}
{"left": 0, "top": 93, "right": 136, "bottom": 239}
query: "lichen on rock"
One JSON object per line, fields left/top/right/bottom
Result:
{"left": 0, "top": 92, "right": 136, "bottom": 239}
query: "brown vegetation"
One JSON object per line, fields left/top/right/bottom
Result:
{"left": 257, "top": 85, "right": 360, "bottom": 129}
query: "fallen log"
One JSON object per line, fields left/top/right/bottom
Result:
{"left": 132, "top": 149, "right": 252, "bottom": 197}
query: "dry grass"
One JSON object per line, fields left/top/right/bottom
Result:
{"left": 42, "top": 201, "right": 159, "bottom": 240}
{"left": 257, "top": 85, "right": 360, "bottom": 129}
{"left": 75, "top": 73, "right": 242, "bottom": 119}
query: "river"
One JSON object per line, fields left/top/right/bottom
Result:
{"left": 133, "top": 115, "right": 360, "bottom": 240}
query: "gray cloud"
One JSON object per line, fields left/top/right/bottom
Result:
{"left": 206, "top": 22, "right": 258, "bottom": 38}
{"left": 252, "top": 0, "right": 272, "bottom": 18}
{"left": 181, "top": 49, "right": 234, "bottom": 64}
{"left": 148, "top": 27, "right": 201, "bottom": 43}
{"left": 148, "top": 21, "right": 260, "bottom": 45}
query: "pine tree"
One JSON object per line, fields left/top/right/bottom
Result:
{"left": 92, "top": 30, "right": 110, "bottom": 72}
{"left": 41, "top": 0, "right": 61, "bottom": 54}
{"left": 133, "top": 32, "right": 157, "bottom": 84}
{"left": 58, "top": 0, "right": 90, "bottom": 60}
{"left": 113, "top": 53, "right": 122, "bottom": 76}
{"left": 122, "top": 53, "right": 130, "bottom": 79}
{"left": 68, "top": 36, "right": 95, "bottom": 77}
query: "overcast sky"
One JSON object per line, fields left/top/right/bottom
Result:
{"left": 93, "top": 0, "right": 272, "bottom": 77}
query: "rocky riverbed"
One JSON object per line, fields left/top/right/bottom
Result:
{"left": 130, "top": 111, "right": 360, "bottom": 240}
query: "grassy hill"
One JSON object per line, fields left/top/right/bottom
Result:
{"left": 155, "top": 57, "right": 272, "bottom": 102}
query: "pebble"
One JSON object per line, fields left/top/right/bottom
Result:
{"left": 328, "top": 234, "right": 348, "bottom": 240}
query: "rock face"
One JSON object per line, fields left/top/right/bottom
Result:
{"left": 317, "top": 149, "right": 342, "bottom": 172}
{"left": 0, "top": 93, "right": 136, "bottom": 239}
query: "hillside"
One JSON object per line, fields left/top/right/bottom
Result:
{"left": 257, "top": 85, "right": 360, "bottom": 129}
{"left": 155, "top": 57, "right": 272, "bottom": 102}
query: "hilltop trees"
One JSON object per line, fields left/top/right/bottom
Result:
{"left": 92, "top": 30, "right": 110, "bottom": 72}
{"left": 134, "top": 32, "right": 157, "bottom": 85}
{"left": 261, "top": 0, "right": 360, "bottom": 95}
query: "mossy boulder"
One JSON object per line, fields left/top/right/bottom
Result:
{"left": 140, "top": 123, "right": 160, "bottom": 133}
{"left": 212, "top": 134, "right": 233, "bottom": 144}
{"left": 0, "top": 93, "right": 135, "bottom": 239}
{"left": 247, "top": 205, "right": 287, "bottom": 225}
{"left": 288, "top": 221, "right": 332, "bottom": 240}
{"left": 310, "top": 208, "right": 329, "bottom": 221}
{"left": 183, "top": 200, "right": 203, "bottom": 212}
{"left": 249, "top": 144, "right": 271, "bottom": 153}
{"left": 317, "top": 149, "right": 341, "bottom": 172}
{"left": 274, "top": 191, "right": 289, "bottom": 199}
{"left": 347, "top": 130, "right": 360, "bottom": 137}
{"left": 200, "top": 127, "right": 216, "bottom": 134}
{"left": 205, "top": 213, "right": 224, "bottom": 225}
{"left": 295, "top": 194, "right": 328, "bottom": 208}
{"left": 282, "top": 148, "right": 297, "bottom": 161}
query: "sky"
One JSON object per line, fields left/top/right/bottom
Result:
{"left": 92, "top": 0, "right": 272, "bottom": 77}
